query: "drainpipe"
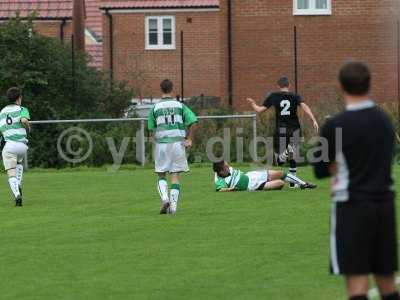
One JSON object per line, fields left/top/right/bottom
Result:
{"left": 105, "top": 9, "right": 114, "bottom": 81}
{"left": 60, "top": 18, "right": 67, "bottom": 44}
{"left": 227, "top": 0, "right": 233, "bottom": 107}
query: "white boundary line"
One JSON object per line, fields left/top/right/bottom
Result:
{"left": 368, "top": 276, "right": 400, "bottom": 299}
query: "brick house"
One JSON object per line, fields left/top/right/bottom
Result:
{"left": 100, "top": 0, "right": 221, "bottom": 100}
{"left": 0, "top": 0, "right": 103, "bottom": 68}
{"left": 0, "top": 0, "right": 73, "bottom": 42}
{"left": 100, "top": 0, "right": 400, "bottom": 110}
{"left": 222, "top": 0, "right": 400, "bottom": 110}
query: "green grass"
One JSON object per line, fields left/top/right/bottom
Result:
{"left": 0, "top": 165, "right": 398, "bottom": 300}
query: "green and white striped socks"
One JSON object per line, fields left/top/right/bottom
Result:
{"left": 8, "top": 176, "right": 20, "bottom": 198}
{"left": 170, "top": 184, "right": 181, "bottom": 214}
{"left": 157, "top": 178, "right": 169, "bottom": 203}
{"left": 16, "top": 164, "right": 23, "bottom": 186}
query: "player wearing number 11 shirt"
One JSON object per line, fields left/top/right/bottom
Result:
{"left": 148, "top": 79, "right": 198, "bottom": 215}
{"left": 247, "top": 77, "right": 319, "bottom": 186}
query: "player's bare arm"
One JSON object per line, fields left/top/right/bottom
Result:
{"left": 246, "top": 98, "right": 268, "bottom": 113}
{"left": 21, "top": 117, "right": 31, "bottom": 133}
{"left": 300, "top": 102, "right": 319, "bottom": 132}
{"left": 184, "top": 123, "right": 197, "bottom": 148}
{"left": 217, "top": 187, "right": 236, "bottom": 192}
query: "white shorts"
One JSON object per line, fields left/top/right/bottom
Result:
{"left": 246, "top": 170, "right": 269, "bottom": 191}
{"left": 154, "top": 141, "right": 189, "bottom": 173}
{"left": 2, "top": 141, "right": 28, "bottom": 170}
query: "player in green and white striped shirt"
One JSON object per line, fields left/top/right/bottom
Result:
{"left": 0, "top": 87, "right": 31, "bottom": 206}
{"left": 148, "top": 79, "right": 198, "bottom": 215}
{"left": 213, "top": 161, "right": 316, "bottom": 192}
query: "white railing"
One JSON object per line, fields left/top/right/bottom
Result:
{"left": 30, "top": 114, "right": 258, "bottom": 166}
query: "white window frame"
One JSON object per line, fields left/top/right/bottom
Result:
{"left": 145, "top": 16, "right": 176, "bottom": 50}
{"left": 293, "top": 0, "right": 332, "bottom": 15}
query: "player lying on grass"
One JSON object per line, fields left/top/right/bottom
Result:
{"left": 213, "top": 161, "right": 316, "bottom": 192}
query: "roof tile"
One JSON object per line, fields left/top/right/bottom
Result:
{"left": 86, "top": 44, "right": 103, "bottom": 68}
{"left": 85, "top": 0, "right": 102, "bottom": 38}
{"left": 0, "top": 0, "right": 73, "bottom": 19}
{"left": 100, "top": 0, "right": 219, "bottom": 10}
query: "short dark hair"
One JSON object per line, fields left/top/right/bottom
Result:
{"left": 160, "top": 79, "right": 173, "bottom": 94}
{"left": 339, "top": 61, "right": 371, "bottom": 96}
{"left": 277, "top": 76, "right": 290, "bottom": 88}
{"left": 6, "top": 87, "right": 21, "bottom": 103}
{"left": 213, "top": 160, "right": 225, "bottom": 174}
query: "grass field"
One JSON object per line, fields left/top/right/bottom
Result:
{"left": 0, "top": 165, "right": 398, "bottom": 300}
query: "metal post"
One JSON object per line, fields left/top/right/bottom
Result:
{"left": 180, "top": 30, "right": 184, "bottom": 100}
{"left": 397, "top": 20, "right": 400, "bottom": 130}
{"left": 227, "top": 0, "right": 233, "bottom": 107}
{"left": 71, "top": 35, "right": 76, "bottom": 100}
{"left": 140, "top": 119, "right": 145, "bottom": 166}
{"left": 24, "top": 152, "right": 28, "bottom": 170}
{"left": 252, "top": 115, "right": 257, "bottom": 161}
{"left": 294, "top": 25, "right": 298, "bottom": 94}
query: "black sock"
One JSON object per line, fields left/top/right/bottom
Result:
{"left": 349, "top": 295, "right": 368, "bottom": 300}
{"left": 382, "top": 292, "right": 400, "bottom": 300}
{"left": 289, "top": 160, "right": 297, "bottom": 186}
{"left": 289, "top": 159, "right": 297, "bottom": 172}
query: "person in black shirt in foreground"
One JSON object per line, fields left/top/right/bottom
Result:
{"left": 247, "top": 77, "right": 319, "bottom": 187}
{"left": 313, "top": 61, "right": 398, "bottom": 300}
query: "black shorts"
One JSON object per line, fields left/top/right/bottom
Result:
{"left": 273, "top": 127, "right": 301, "bottom": 154}
{"left": 330, "top": 199, "right": 398, "bottom": 275}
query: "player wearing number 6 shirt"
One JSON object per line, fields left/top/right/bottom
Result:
{"left": 0, "top": 87, "right": 31, "bottom": 207}
{"left": 148, "top": 79, "right": 198, "bottom": 215}
{"left": 247, "top": 76, "right": 319, "bottom": 187}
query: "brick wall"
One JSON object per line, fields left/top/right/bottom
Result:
{"left": 220, "top": 0, "right": 400, "bottom": 110}
{"left": 33, "top": 20, "right": 72, "bottom": 43}
{"left": 103, "top": 1, "right": 399, "bottom": 111}
{"left": 102, "top": 10, "right": 221, "bottom": 99}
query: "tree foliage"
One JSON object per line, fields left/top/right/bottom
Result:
{"left": 0, "top": 17, "right": 135, "bottom": 168}
{"left": 0, "top": 17, "right": 133, "bottom": 119}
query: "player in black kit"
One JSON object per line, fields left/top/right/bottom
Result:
{"left": 247, "top": 76, "right": 319, "bottom": 187}
{"left": 313, "top": 61, "right": 398, "bottom": 300}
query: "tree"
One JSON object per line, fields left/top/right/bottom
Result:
{"left": 0, "top": 17, "right": 135, "bottom": 168}
{"left": 0, "top": 17, "right": 133, "bottom": 120}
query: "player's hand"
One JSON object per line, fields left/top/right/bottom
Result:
{"left": 184, "top": 139, "right": 192, "bottom": 148}
{"left": 246, "top": 98, "right": 256, "bottom": 106}
{"left": 313, "top": 121, "right": 319, "bottom": 133}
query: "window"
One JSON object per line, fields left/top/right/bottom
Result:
{"left": 293, "top": 0, "right": 331, "bottom": 15}
{"left": 145, "top": 16, "right": 175, "bottom": 50}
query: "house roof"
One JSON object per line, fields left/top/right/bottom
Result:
{"left": 0, "top": 0, "right": 73, "bottom": 19}
{"left": 86, "top": 44, "right": 103, "bottom": 68}
{"left": 100, "top": 0, "right": 219, "bottom": 10}
{"left": 85, "top": 0, "right": 102, "bottom": 39}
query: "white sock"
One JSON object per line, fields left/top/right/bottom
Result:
{"left": 157, "top": 178, "right": 169, "bottom": 203}
{"left": 16, "top": 164, "right": 23, "bottom": 186}
{"left": 289, "top": 168, "right": 297, "bottom": 178}
{"left": 278, "top": 150, "right": 289, "bottom": 163}
{"left": 170, "top": 184, "right": 181, "bottom": 209}
{"left": 283, "top": 172, "right": 306, "bottom": 186}
{"left": 8, "top": 177, "right": 20, "bottom": 198}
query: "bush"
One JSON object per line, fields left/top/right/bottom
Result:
{"left": 0, "top": 17, "right": 134, "bottom": 168}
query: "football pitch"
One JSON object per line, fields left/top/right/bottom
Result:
{"left": 0, "top": 165, "right": 398, "bottom": 300}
